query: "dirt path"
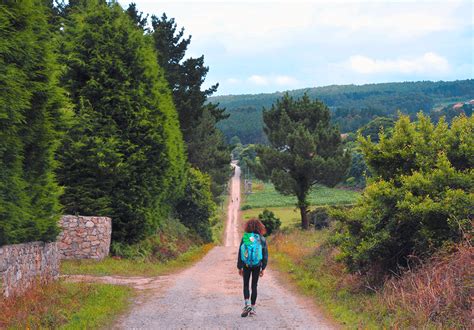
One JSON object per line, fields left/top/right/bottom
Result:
{"left": 111, "top": 164, "right": 334, "bottom": 329}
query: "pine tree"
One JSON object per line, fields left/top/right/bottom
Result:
{"left": 257, "top": 94, "right": 350, "bottom": 229}
{"left": 58, "top": 0, "right": 186, "bottom": 243}
{"left": 149, "top": 13, "right": 230, "bottom": 198}
{"left": 0, "top": 1, "right": 64, "bottom": 245}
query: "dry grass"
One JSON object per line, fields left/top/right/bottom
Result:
{"left": 0, "top": 280, "right": 131, "bottom": 329}
{"left": 270, "top": 228, "right": 472, "bottom": 328}
{"left": 382, "top": 243, "right": 473, "bottom": 328}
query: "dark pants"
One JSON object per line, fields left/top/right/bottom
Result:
{"left": 243, "top": 266, "right": 260, "bottom": 305}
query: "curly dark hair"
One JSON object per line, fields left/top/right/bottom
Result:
{"left": 244, "top": 218, "right": 267, "bottom": 236}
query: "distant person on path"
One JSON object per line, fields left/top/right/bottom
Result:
{"left": 237, "top": 218, "right": 268, "bottom": 317}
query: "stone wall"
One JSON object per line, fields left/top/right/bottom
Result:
{"left": 0, "top": 242, "right": 59, "bottom": 298}
{"left": 57, "top": 215, "right": 112, "bottom": 260}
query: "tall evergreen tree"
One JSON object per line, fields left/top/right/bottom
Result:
{"left": 149, "top": 13, "right": 230, "bottom": 198}
{"left": 257, "top": 94, "right": 350, "bottom": 229}
{"left": 58, "top": 0, "right": 186, "bottom": 243}
{"left": 0, "top": 1, "right": 64, "bottom": 245}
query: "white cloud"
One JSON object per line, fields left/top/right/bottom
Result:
{"left": 248, "top": 75, "right": 269, "bottom": 86}
{"left": 126, "top": 1, "right": 469, "bottom": 55}
{"left": 275, "top": 75, "right": 299, "bottom": 86}
{"left": 348, "top": 52, "right": 451, "bottom": 75}
{"left": 226, "top": 78, "right": 240, "bottom": 84}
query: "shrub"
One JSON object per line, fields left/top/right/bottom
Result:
{"left": 258, "top": 209, "right": 281, "bottom": 236}
{"left": 175, "top": 168, "right": 216, "bottom": 243}
{"left": 334, "top": 114, "right": 473, "bottom": 274}
{"left": 309, "top": 207, "right": 330, "bottom": 229}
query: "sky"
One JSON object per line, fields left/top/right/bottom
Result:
{"left": 118, "top": 0, "right": 473, "bottom": 95}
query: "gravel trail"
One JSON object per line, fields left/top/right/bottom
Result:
{"left": 115, "top": 164, "right": 334, "bottom": 329}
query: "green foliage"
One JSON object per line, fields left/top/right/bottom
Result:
{"left": 258, "top": 209, "right": 281, "bottom": 236}
{"left": 0, "top": 1, "right": 65, "bottom": 245}
{"left": 334, "top": 114, "right": 473, "bottom": 273}
{"left": 257, "top": 93, "right": 350, "bottom": 229}
{"left": 344, "top": 150, "right": 368, "bottom": 188}
{"left": 175, "top": 168, "right": 217, "bottom": 242}
{"left": 57, "top": 1, "right": 186, "bottom": 244}
{"left": 358, "top": 117, "right": 395, "bottom": 143}
{"left": 213, "top": 80, "right": 474, "bottom": 144}
{"left": 232, "top": 144, "right": 257, "bottom": 176}
{"left": 150, "top": 13, "right": 230, "bottom": 199}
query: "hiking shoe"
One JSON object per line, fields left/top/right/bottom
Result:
{"left": 241, "top": 305, "right": 252, "bottom": 317}
{"left": 249, "top": 306, "right": 257, "bottom": 316}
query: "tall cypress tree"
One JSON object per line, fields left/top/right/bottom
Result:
{"left": 149, "top": 13, "right": 230, "bottom": 198}
{"left": 257, "top": 94, "right": 350, "bottom": 229}
{"left": 0, "top": 1, "right": 64, "bottom": 245}
{"left": 58, "top": 0, "right": 186, "bottom": 243}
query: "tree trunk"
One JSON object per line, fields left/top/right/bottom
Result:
{"left": 300, "top": 205, "right": 309, "bottom": 230}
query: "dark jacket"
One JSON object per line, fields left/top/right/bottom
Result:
{"left": 237, "top": 234, "right": 268, "bottom": 270}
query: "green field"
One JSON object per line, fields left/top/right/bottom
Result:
{"left": 242, "top": 181, "right": 359, "bottom": 209}
{"left": 242, "top": 207, "right": 300, "bottom": 229}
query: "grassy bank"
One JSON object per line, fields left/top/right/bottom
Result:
{"left": 211, "top": 195, "right": 228, "bottom": 244}
{"left": 62, "top": 243, "right": 214, "bottom": 277}
{"left": 269, "top": 226, "right": 471, "bottom": 328}
{"left": 270, "top": 229, "right": 390, "bottom": 328}
{"left": 0, "top": 281, "right": 131, "bottom": 329}
{"left": 242, "top": 181, "right": 359, "bottom": 209}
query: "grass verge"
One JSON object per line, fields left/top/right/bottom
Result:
{"left": 212, "top": 195, "right": 228, "bottom": 244}
{"left": 0, "top": 281, "right": 131, "bottom": 329}
{"left": 270, "top": 229, "right": 389, "bottom": 328}
{"left": 61, "top": 243, "right": 214, "bottom": 277}
{"left": 270, "top": 228, "right": 471, "bottom": 328}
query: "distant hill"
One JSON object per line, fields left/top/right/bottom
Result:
{"left": 211, "top": 79, "right": 474, "bottom": 144}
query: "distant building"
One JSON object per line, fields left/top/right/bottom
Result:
{"left": 469, "top": 100, "right": 474, "bottom": 105}
{"left": 453, "top": 103, "right": 463, "bottom": 110}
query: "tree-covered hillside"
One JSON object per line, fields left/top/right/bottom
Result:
{"left": 214, "top": 80, "right": 474, "bottom": 144}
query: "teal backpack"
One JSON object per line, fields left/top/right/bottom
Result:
{"left": 240, "top": 232, "right": 263, "bottom": 267}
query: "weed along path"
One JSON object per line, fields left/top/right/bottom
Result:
{"left": 114, "top": 163, "right": 334, "bottom": 329}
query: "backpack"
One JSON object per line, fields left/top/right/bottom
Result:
{"left": 240, "top": 232, "right": 263, "bottom": 267}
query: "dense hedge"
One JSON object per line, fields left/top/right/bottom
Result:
{"left": 0, "top": 2, "right": 65, "bottom": 245}
{"left": 334, "top": 114, "right": 473, "bottom": 274}
{"left": 57, "top": 1, "right": 186, "bottom": 244}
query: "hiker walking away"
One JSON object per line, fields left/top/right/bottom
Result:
{"left": 237, "top": 218, "right": 268, "bottom": 317}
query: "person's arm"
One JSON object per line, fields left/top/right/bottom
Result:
{"left": 237, "top": 239, "right": 243, "bottom": 270}
{"left": 261, "top": 237, "right": 268, "bottom": 270}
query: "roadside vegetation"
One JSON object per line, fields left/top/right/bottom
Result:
{"left": 62, "top": 243, "right": 214, "bottom": 277}
{"left": 0, "top": 281, "right": 131, "bottom": 329}
{"left": 261, "top": 113, "right": 472, "bottom": 329}
{"left": 270, "top": 226, "right": 471, "bottom": 328}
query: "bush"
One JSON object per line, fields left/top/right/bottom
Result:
{"left": 334, "top": 114, "right": 473, "bottom": 274}
{"left": 175, "top": 168, "right": 216, "bottom": 243}
{"left": 258, "top": 209, "right": 281, "bottom": 236}
{"left": 309, "top": 208, "right": 330, "bottom": 229}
